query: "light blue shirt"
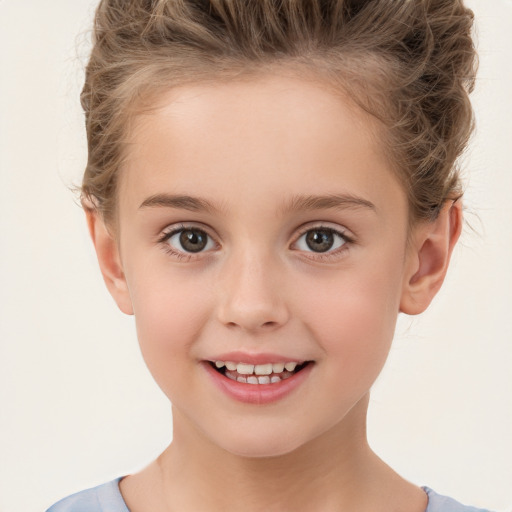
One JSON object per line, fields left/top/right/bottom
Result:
{"left": 46, "top": 477, "right": 494, "bottom": 512}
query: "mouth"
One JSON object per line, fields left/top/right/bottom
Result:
{"left": 208, "top": 360, "right": 313, "bottom": 385}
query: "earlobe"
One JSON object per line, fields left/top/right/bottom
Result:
{"left": 85, "top": 209, "right": 134, "bottom": 315}
{"left": 400, "top": 200, "right": 462, "bottom": 315}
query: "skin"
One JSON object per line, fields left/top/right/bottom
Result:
{"left": 88, "top": 73, "right": 462, "bottom": 512}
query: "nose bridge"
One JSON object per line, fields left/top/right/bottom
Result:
{"left": 216, "top": 244, "right": 289, "bottom": 332}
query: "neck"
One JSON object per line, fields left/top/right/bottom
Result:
{"left": 152, "top": 394, "right": 411, "bottom": 511}
{"left": 121, "top": 394, "right": 427, "bottom": 512}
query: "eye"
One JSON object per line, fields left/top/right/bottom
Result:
{"left": 164, "top": 227, "right": 215, "bottom": 254}
{"left": 294, "top": 227, "right": 347, "bottom": 253}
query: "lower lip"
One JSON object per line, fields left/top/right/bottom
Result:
{"left": 203, "top": 361, "right": 313, "bottom": 405}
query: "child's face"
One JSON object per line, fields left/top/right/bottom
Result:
{"left": 110, "top": 74, "right": 418, "bottom": 457}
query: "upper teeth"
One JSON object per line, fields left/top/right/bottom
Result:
{"left": 214, "top": 361, "right": 298, "bottom": 375}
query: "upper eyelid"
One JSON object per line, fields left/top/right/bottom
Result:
{"left": 158, "top": 222, "right": 216, "bottom": 240}
{"left": 292, "top": 228, "right": 350, "bottom": 248}
{"left": 156, "top": 226, "right": 216, "bottom": 256}
{"left": 290, "top": 229, "right": 353, "bottom": 263}
{"left": 158, "top": 224, "right": 217, "bottom": 257}
{"left": 293, "top": 222, "right": 353, "bottom": 241}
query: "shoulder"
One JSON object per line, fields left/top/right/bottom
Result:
{"left": 423, "top": 487, "right": 494, "bottom": 512}
{"left": 46, "top": 478, "right": 129, "bottom": 512}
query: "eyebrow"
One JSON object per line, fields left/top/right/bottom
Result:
{"left": 281, "top": 194, "right": 376, "bottom": 214}
{"left": 139, "top": 194, "right": 218, "bottom": 212}
{"left": 138, "top": 192, "right": 376, "bottom": 215}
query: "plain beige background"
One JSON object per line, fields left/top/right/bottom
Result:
{"left": 0, "top": 1, "right": 510, "bottom": 511}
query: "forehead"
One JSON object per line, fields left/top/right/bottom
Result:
{"left": 119, "top": 74, "right": 404, "bottom": 218}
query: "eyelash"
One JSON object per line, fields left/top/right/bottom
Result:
{"left": 157, "top": 223, "right": 354, "bottom": 262}
{"left": 157, "top": 224, "right": 216, "bottom": 261}
{"left": 292, "top": 225, "right": 354, "bottom": 261}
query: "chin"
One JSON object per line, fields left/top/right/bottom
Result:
{"left": 211, "top": 426, "right": 313, "bottom": 459}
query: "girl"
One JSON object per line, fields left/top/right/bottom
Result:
{"left": 46, "top": 0, "right": 494, "bottom": 510}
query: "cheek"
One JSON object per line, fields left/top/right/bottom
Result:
{"left": 127, "top": 268, "right": 212, "bottom": 392}
{"left": 295, "top": 258, "right": 404, "bottom": 379}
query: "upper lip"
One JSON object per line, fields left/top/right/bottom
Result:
{"left": 205, "top": 351, "right": 308, "bottom": 365}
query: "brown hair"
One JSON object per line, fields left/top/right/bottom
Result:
{"left": 81, "top": 0, "right": 477, "bottom": 225}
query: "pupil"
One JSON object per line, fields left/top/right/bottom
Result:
{"left": 305, "top": 230, "right": 334, "bottom": 253}
{"left": 180, "top": 229, "right": 207, "bottom": 253}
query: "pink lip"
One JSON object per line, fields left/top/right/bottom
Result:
{"left": 202, "top": 359, "right": 314, "bottom": 405}
{"left": 206, "top": 351, "right": 305, "bottom": 365}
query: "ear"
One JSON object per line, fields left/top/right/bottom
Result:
{"left": 400, "top": 200, "right": 462, "bottom": 315}
{"left": 85, "top": 209, "right": 134, "bottom": 315}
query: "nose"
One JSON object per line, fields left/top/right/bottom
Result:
{"left": 216, "top": 249, "right": 290, "bottom": 333}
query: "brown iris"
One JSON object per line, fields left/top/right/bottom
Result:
{"left": 305, "top": 229, "right": 335, "bottom": 253}
{"left": 179, "top": 229, "right": 208, "bottom": 252}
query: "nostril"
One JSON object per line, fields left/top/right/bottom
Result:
{"left": 223, "top": 319, "right": 281, "bottom": 331}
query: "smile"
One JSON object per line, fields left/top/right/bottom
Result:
{"left": 209, "top": 360, "right": 311, "bottom": 385}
